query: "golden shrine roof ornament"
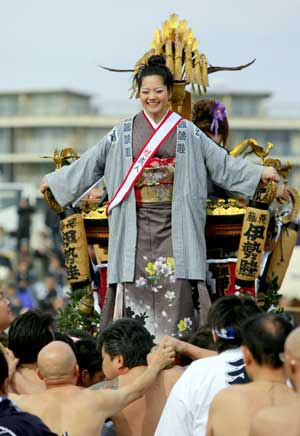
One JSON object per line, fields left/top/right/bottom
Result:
{"left": 100, "top": 13, "right": 255, "bottom": 99}
{"left": 134, "top": 13, "right": 208, "bottom": 96}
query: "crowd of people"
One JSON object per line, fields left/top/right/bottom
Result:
{"left": 0, "top": 53, "right": 297, "bottom": 435}
{"left": 0, "top": 209, "right": 68, "bottom": 319}
{"left": 0, "top": 296, "right": 298, "bottom": 435}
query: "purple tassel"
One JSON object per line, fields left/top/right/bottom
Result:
{"left": 210, "top": 101, "right": 227, "bottom": 140}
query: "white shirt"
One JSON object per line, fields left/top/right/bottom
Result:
{"left": 155, "top": 348, "right": 247, "bottom": 436}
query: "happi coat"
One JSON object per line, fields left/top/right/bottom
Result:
{"left": 46, "top": 113, "right": 263, "bottom": 286}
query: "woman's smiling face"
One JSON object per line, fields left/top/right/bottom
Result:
{"left": 139, "top": 75, "right": 172, "bottom": 123}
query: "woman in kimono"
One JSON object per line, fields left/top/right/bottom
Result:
{"left": 40, "top": 55, "right": 279, "bottom": 340}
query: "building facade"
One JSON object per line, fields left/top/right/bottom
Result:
{"left": 197, "top": 90, "right": 300, "bottom": 188}
{"left": 0, "top": 88, "right": 299, "bottom": 191}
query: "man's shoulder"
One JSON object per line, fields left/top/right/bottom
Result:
{"left": 160, "top": 365, "right": 184, "bottom": 386}
{"left": 90, "top": 377, "right": 120, "bottom": 391}
{"left": 163, "top": 365, "right": 184, "bottom": 376}
{"left": 0, "top": 398, "right": 56, "bottom": 435}
{"left": 212, "top": 384, "right": 247, "bottom": 405}
{"left": 250, "top": 402, "right": 299, "bottom": 436}
{"left": 9, "top": 392, "right": 36, "bottom": 408}
{"left": 256, "top": 400, "right": 298, "bottom": 422}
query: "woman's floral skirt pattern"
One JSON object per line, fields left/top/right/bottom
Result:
{"left": 122, "top": 204, "right": 200, "bottom": 341}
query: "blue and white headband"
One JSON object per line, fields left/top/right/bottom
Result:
{"left": 213, "top": 326, "right": 236, "bottom": 340}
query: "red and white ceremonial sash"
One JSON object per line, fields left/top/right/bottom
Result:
{"left": 107, "top": 111, "right": 182, "bottom": 215}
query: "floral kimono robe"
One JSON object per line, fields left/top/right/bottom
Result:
{"left": 46, "top": 111, "right": 263, "bottom": 340}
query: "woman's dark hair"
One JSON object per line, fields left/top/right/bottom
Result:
{"left": 134, "top": 55, "right": 174, "bottom": 92}
{"left": 97, "top": 318, "right": 155, "bottom": 369}
{"left": 192, "top": 99, "right": 229, "bottom": 147}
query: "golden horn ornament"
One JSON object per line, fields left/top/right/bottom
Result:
{"left": 200, "top": 54, "right": 208, "bottom": 89}
{"left": 184, "top": 45, "right": 193, "bottom": 83}
{"left": 165, "top": 38, "right": 174, "bottom": 74}
{"left": 265, "top": 219, "right": 299, "bottom": 289}
{"left": 174, "top": 40, "right": 183, "bottom": 81}
{"left": 43, "top": 189, "right": 64, "bottom": 215}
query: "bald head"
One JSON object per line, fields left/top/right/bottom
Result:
{"left": 285, "top": 327, "right": 300, "bottom": 359}
{"left": 38, "top": 341, "right": 77, "bottom": 382}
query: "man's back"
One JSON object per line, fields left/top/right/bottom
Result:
{"left": 155, "top": 348, "right": 247, "bottom": 436}
{"left": 207, "top": 381, "right": 297, "bottom": 436}
{"left": 112, "top": 365, "right": 183, "bottom": 436}
{"left": 249, "top": 399, "right": 300, "bottom": 436}
{"left": 0, "top": 397, "right": 56, "bottom": 436}
{"left": 11, "top": 385, "right": 111, "bottom": 436}
{"left": 12, "top": 365, "right": 46, "bottom": 394}
{"left": 10, "top": 335, "right": 176, "bottom": 436}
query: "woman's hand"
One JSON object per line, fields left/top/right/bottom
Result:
{"left": 261, "top": 166, "right": 280, "bottom": 185}
{"left": 276, "top": 185, "right": 290, "bottom": 202}
{"left": 40, "top": 178, "right": 49, "bottom": 194}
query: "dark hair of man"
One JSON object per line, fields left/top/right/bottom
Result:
{"left": 8, "top": 310, "right": 54, "bottom": 364}
{"left": 192, "top": 99, "right": 229, "bottom": 147}
{"left": 74, "top": 339, "right": 102, "bottom": 377}
{"left": 241, "top": 313, "right": 293, "bottom": 368}
{"left": 97, "top": 318, "right": 155, "bottom": 369}
{"left": 207, "top": 295, "right": 262, "bottom": 353}
{"left": 134, "top": 54, "right": 174, "bottom": 92}
{"left": 54, "top": 331, "right": 76, "bottom": 354}
{"left": 189, "top": 325, "right": 217, "bottom": 351}
{"left": 0, "top": 348, "right": 8, "bottom": 388}
{"left": 177, "top": 326, "right": 217, "bottom": 366}
{"left": 66, "top": 328, "right": 94, "bottom": 341}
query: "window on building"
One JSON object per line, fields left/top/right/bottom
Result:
{"left": 230, "top": 130, "right": 291, "bottom": 155}
{"left": 231, "top": 97, "right": 260, "bottom": 117}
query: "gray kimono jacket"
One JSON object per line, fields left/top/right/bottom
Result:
{"left": 46, "top": 115, "right": 263, "bottom": 284}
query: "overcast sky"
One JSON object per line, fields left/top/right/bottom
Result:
{"left": 0, "top": 1, "right": 299, "bottom": 108}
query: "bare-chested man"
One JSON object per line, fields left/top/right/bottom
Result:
{"left": 249, "top": 325, "right": 300, "bottom": 436}
{"left": 92, "top": 318, "right": 184, "bottom": 436}
{"left": 10, "top": 339, "right": 175, "bottom": 436}
{"left": 0, "top": 348, "right": 56, "bottom": 435}
{"left": 206, "top": 313, "right": 297, "bottom": 436}
{"left": 8, "top": 310, "right": 54, "bottom": 393}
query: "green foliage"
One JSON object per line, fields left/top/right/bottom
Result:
{"left": 257, "top": 273, "right": 283, "bottom": 312}
{"left": 56, "top": 288, "right": 100, "bottom": 335}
